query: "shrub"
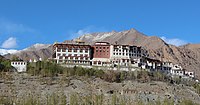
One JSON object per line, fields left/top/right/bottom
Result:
{"left": 27, "top": 61, "right": 64, "bottom": 77}
{"left": 180, "top": 99, "right": 197, "bottom": 105}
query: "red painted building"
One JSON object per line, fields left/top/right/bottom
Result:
{"left": 93, "top": 42, "right": 110, "bottom": 58}
{"left": 92, "top": 42, "right": 111, "bottom": 66}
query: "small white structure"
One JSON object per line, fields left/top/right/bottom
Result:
{"left": 185, "top": 71, "right": 195, "bottom": 78}
{"left": 170, "top": 64, "right": 184, "bottom": 76}
{"left": 33, "top": 59, "right": 37, "bottom": 62}
{"left": 11, "top": 61, "right": 27, "bottom": 72}
{"left": 29, "top": 59, "right": 32, "bottom": 62}
{"left": 39, "top": 58, "right": 42, "bottom": 61}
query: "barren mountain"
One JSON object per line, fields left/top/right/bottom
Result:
{"left": 4, "top": 44, "right": 53, "bottom": 61}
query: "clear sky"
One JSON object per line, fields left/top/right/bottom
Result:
{"left": 0, "top": 0, "right": 200, "bottom": 50}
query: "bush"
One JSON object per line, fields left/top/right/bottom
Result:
{"left": 137, "top": 70, "right": 150, "bottom": 83}
{"left": 180, "top": 99, "right": 197, "bottom": 105}
{"left": 27, "top": 61, "right": 64, "bottom": 77}
{"left": 193, "top": 83, "right": 200, "bottom": 95}
{"left": 0, "top": 60, "right": 12, "bottom": 72}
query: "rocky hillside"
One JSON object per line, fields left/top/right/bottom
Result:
{"left": 4, "top": 44, "right": 53, "bottom": 61}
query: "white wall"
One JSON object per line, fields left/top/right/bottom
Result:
{"left": 11, "top": 61, "right": 27, "bottom": 72}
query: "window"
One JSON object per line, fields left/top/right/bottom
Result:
{"left": 57, "top": 49, "right": 61, "bottom": 52}
{"left": 62, "top": 49, "right": 66, "bottom": 52}
{"left": 98, "top": 61, "right": 101, "bottom": 65}
{"left": 93, "top": 61, "right": 97, "bottom": 64}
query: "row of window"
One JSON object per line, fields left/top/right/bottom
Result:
{"left": 58, "top": 49, "right": 89, "bottom": 53}
{"left": 94, "top": 53, "right": 109, "bottom": 56}
{"left": 113, "top": 53, "right": 128, "bottom": 56}
{"left": 113, "top": 53, "right": 140, "bottom": 56}
{"left": 58, "top": 60, "right": 90, "bottom": 64}
{"left": 95, "top": 46, "right": 109, "bottom": 49}
{"left": 173, "top": 71, "right": 183, "bottom": 74}
{"left": 11, "top": 62, "right": 26, "bottom": 65}
{"left": 93, "top": 61, "right": 110, "bottom": 65}
{"left": 57, "top": 54, "right": 89, "bottom": 57}
{"left": 59, "top": 56, "right": 89, "bottom": 60}
{"left": 96, "top": 50, "right": 109, "bottom": 52}
{"left": 113, "top": 50, "right": 141, "bottom": 53}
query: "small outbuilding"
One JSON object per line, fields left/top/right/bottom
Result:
{"left": 11, "top": 61, "right": 27, "bottom": 72}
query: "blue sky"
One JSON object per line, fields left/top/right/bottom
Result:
{"left": 0, "top": 0, "right": 200, "bottom": 50}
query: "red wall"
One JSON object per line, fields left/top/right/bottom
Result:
{"left": 93, "top": 45, "right": 110, "bottom": 58}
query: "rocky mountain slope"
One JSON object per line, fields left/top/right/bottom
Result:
{"left": 4, "top": 44, "right": 52, "bottom": 61}
{"left": 3, "top": 28, "right": 200, "bottom": 78}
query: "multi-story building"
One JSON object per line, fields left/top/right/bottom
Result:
{"left": 92, "top": 42, "right": 111, "bottom": 66}
{"left": 92, "top": 42, "right": 149, "bottom": 67}
{"left": 111, "top": 44, "right": 130, "bottom": 67}
{"left": 53, "top": 40, "right": 91, "bottom": 65}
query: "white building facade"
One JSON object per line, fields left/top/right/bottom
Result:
{"left": 11, "top": 61, "right": 27, "bottom": 72}
{"left": 110, "top": 45, "right": 131, "bottom": 67}
{"left": 53, "top": 41, "right": 91, "bottom": 65}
